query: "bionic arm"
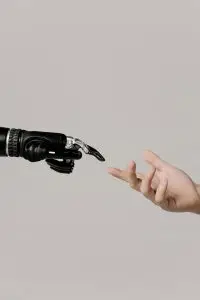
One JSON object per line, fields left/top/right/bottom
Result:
{"left": 0, "top": 127, "right": 105, "bottom": 173}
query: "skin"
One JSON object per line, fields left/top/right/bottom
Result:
{"left": 108, "top": 150, "right": 200, "bottom": 214}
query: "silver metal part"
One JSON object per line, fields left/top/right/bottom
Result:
{"left": 65, "top": 136, "right": 89, "bottom": 154}
{"left": 6, "top": 129, "right": 10, "bottom": 156}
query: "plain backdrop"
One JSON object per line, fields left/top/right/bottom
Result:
{"left": 0, "top": 1, "right": 200, "bottom": 299}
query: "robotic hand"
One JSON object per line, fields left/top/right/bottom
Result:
{"left": 0, "top": 127, "right": 105, "bottom": 174}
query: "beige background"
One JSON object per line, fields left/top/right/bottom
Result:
{"left": 0, "top": 1, "right": 200, "bottom": 299}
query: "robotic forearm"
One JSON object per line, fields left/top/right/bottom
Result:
{"left": 0, "top": 127, "right": 105, "bottom": 173}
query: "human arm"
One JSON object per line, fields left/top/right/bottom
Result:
{"left": 108, "top": 150, "right": 200, "bottom": 214}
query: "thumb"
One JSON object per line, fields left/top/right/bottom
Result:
{"left": 143, "top": 150, "right": 166, "bottom": 170}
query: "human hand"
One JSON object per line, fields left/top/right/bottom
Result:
{"left": 108, "top": 150, "right": 200, "bottom": 213}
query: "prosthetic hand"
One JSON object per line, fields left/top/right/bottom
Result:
{"left": 0, "top": 127, "right": 105, "bottom": 174}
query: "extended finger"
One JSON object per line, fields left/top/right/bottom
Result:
{"left": 127, "top": 161, "right": 140, "bottom": 191}
{"left": 108, "top": 167, "right": 129, "bottom": 182}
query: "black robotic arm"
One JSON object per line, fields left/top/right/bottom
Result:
{"left": 0, "top": 127, "right": 105, "bottom": 173}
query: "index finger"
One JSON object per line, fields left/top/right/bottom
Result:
{"left": 108, "top": 167, "right": 129, "bottom": 182}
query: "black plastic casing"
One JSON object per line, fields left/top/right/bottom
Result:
{"left": 0, "top": 127, "right": 9, "bottom": 156}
